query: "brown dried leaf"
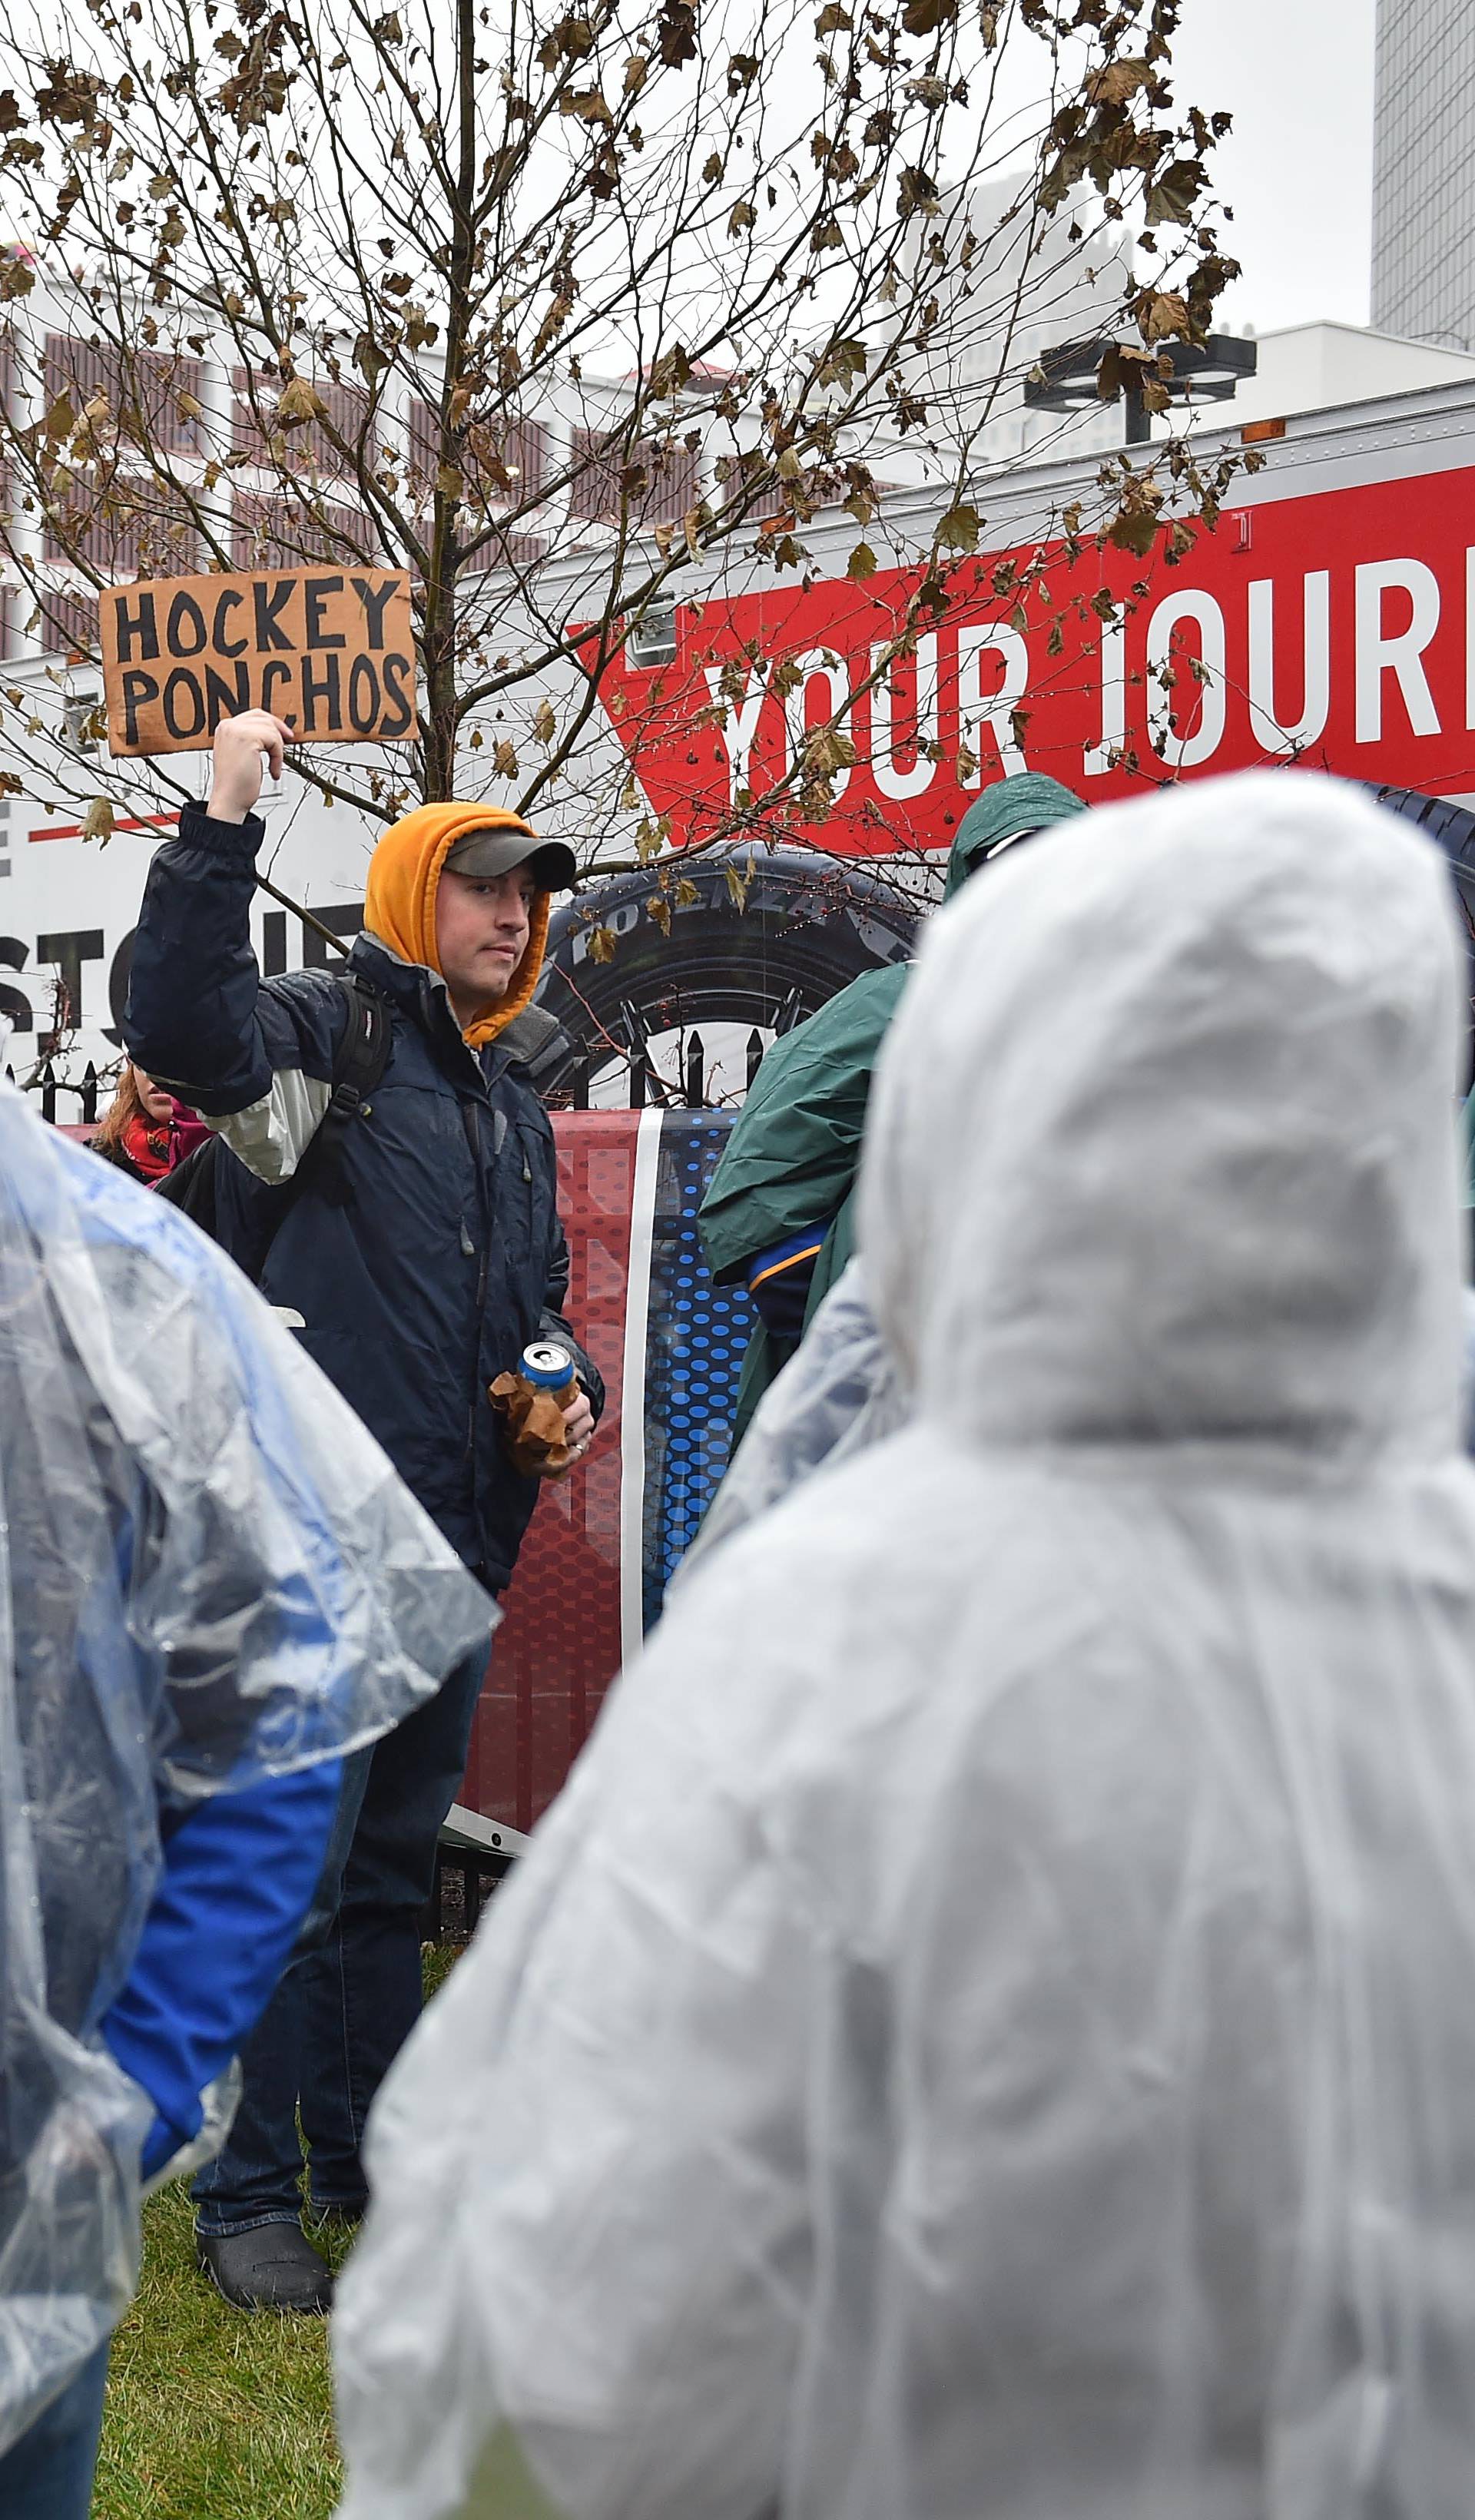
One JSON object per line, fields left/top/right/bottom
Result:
{"left": 847, "top": 541, "right": 877, "bottom": 579}
{"left": 805, "top": 727, "right": 857, "bottom": 775}
{"left": 493, "top": 739, "right": 519, "bottom": 777}
{"left": 1108, "top": 501, "right": 1162, "bottom": 559}
{"left": 277, "top": 375, "right": 328, "bottom": 428}
{"left": 936, "top": 502, "right": 979, "bottom": 553}
{"left": 586, "top": 923, "right": 618, "bottom": 964}
{"left": 656, "top": 0, "right": 698, "bottom": 67}
{"left": 1086, "top": 58, "right": 1151, "bottom": 105}
{"left": 36, "top": 62, "right": 105, "bottom": 130}
{"left": 1135, "top": 287, "right": 1190, "bottom": 344}
{"left": 534, "top": 698, "right": 556, "bottom": 744}
{"left": 897, "top": 164, "right": 940, "bottom": 217}
{"left": 1145, "top": 158, "right": 1207, "bottom": 227}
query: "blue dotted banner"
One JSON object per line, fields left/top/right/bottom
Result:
{"left": 641, "top": 1115, "right": 754, "bottom": 1630}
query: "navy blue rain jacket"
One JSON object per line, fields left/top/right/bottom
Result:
{"left": 124, "top": 801, "right": 602, "bottom": 1590}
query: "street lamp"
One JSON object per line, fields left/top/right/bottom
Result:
{"left": 1024, "top": 333, "right": 1258, "bottom": 445}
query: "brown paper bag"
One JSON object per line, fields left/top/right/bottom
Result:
{"left": 489, "top": 1369, "right": 580, "bottom": 1477}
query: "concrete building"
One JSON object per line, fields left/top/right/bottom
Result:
{"left": 893, "top": 174, "right": 1139, "bottom": 476}
{"left": 1372, "top": 0, "right": 1475, "bottom": 350}
{"left": 1193, "top": 319, "right": 1475, "bottom": 433}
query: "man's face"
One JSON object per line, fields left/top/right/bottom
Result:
{"left": 435, "top": 865, "right": 536, "bottom": 1006}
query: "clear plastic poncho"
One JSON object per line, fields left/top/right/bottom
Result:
{"left": 335, "top": 773, "right": 1475, "bottom": 2520}
{"left": 0, "top": 1076, "right": 493, "bottom": 2452}
{"left": 676, "top": 1255, "right": 900, "bottom": 1580}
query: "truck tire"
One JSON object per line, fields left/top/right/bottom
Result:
{"left": 535, "top": 844, "right": 920, "bottom": 1094}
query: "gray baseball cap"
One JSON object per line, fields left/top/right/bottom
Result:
{"left": 443, "top": 826, "right": 578, "bottom": 892}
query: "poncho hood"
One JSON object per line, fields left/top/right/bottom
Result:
{"left": 943, "top": 771, "right": 1088, "bottom": 897}
{"left": 867, "top": 771, "right": 1465, "bottom": 1461}
{"left": 363, "top": 803, "right": 551, "bottom": 1047}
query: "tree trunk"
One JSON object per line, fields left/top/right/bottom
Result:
{"left": 420, "top": 0, "right": 479, "bottom": 801}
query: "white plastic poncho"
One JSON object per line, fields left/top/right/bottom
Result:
{"left": 0, "top": 1076, "right": 493, "bottom": 2452}
{"left": 334, "top": 771, "right": 1475, "bottom": 2520}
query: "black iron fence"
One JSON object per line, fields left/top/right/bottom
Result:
{"left": 9, "top": 1058, "right": 102, "bottom": 1126}
{"left": 562, "top": 1020, "right": 769, "bottom": 1112}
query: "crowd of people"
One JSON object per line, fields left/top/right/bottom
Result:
{"left": 6, "top": 712, "right": 1475, "bottom": 2519}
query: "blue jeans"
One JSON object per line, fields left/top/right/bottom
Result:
{"left": 194, "top": 1646, "right": 489, "bottom": 2236}
{"left": 0, "top": 2345, "right": 110, "bottom": 2520}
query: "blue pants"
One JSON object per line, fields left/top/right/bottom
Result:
{"left": 0, "top": 2346, "right": 110, "bottom": 2520}
{"left": 194, "top": 1647, "right": 489, "bottom": 2235}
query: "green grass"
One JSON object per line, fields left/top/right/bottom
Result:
{"left": 94, "top": 2183, "right": 350, "bottom": 2520}
{"left": 93, "top": 1942, "right": 465, "bottom": 2520}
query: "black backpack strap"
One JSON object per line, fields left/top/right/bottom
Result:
{"left": 154, "top": 1133, "right": 221, "bottom": 1228}
{"left": 310, "top": 971, "right": 393, "bottom": 1208}
{"left": 153, "top": 973, "right": 393, "bottom": 1275}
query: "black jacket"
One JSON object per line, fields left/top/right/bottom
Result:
{"left": 124, "top": 801, "right": 602, "bottom": 1587}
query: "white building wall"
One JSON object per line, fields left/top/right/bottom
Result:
{"left": 1195, "top": 320, "right": 1475, "bottom": 433}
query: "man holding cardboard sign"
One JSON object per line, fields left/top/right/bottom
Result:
{"left": 100, "top": 569, "right": 418, "bottom": 754}
{"left": 122, "top": 709, "right": 602, "bottom": 2312}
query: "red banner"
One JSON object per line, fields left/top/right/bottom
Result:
{"left": 600, "top": 465, "right": 1475, "bottom": 853}
{"left": 460, "top": 1114, "right": 641, "bottom": 1835}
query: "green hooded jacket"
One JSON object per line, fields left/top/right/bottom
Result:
{"left": 700, "top": 774, "right": 1089, "bottom": 1443}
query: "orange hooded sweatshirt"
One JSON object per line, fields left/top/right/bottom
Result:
{"left": 363, "top": 803, "right": 551, "bottom": 1048}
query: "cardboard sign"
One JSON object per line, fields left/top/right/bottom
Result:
{"left": 100, "top": 566, "right": 419, "bottom": 756}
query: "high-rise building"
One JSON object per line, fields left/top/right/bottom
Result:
{"left": 1372, "top": 0, "right": 1475, "bottom": 350}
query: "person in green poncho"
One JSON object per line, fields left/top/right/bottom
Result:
{"left": 699, "top": 774, "right": 1089, "bottom": 1447}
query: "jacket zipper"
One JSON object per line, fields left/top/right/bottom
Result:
{"left": 462, "top": 1099, "right": 492, "bottom": 1464}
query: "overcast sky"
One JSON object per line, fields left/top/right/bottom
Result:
{"left": 1167, "top": 0, "right": 1377, "bottom": 335}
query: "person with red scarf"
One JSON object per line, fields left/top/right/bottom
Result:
{"left": 91, "top": 1062, "right": 209, "bottom": 1185}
